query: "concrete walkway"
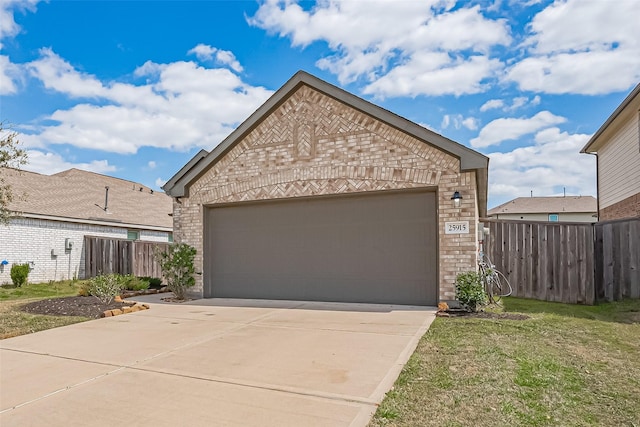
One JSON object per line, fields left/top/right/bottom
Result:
{"left": 0, "top": 296, "right": 436, "bottom": 427}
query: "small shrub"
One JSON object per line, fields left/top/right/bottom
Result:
{"left": 10, "top": 263, "right": 30, "bottom": 287}
{"left": 77, "top": 281, "right": 91, "bottom": 297}
{"left": 88, "top": 274, "right": 124, "bottom": 304}
{"left": 120, "top": 274, "right": 150, "bottom": 291}
{"left": 138, "top": 276, "right": 162, "bottom": 288}
{"left": 455, "top": 271, "right": 487, "bottom": 312}
{"left": 154, "top": 243, "right": 196, "bottom": 300}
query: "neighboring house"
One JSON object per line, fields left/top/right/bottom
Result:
{"left": 0, "top": 168, "right": 173, "bottom": 283}
{"left": 488, "top": 196, "right": 598, "bottom": 222}
{"left": 581, "top": 83, "right": 640, "bottom": 221}
{"left": 163, "top": 71, "right": 489, "bottom": 306}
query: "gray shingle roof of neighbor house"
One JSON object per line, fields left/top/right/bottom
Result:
{"left": 2, "top": 167, "right": 173, "bottom": 229}
{"left": 581, "top": 82, "right": 640, "bottom": 153}
{"left": 488, "top": 196, "right": 598, "bottom": 216}
{"left": 163, "top": 70, "right": 489, "bottom": 215}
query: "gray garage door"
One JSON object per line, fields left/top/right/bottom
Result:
{"left": 203, "top": 190, "right": 438, "bottom": 305}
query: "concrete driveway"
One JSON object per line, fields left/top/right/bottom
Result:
{"left": 0, "top": 296, "right": 435, "bottom": 427}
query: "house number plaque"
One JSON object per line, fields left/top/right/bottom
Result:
{"left": 445, "top": 221, "right": 470, "bottom": 234}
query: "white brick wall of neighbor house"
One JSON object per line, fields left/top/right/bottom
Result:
{"left": 0, "top": 218, "right": 169, "bottom": 284}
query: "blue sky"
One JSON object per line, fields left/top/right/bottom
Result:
{"left": 1, "top": 0, "right": 639, "bottom": 208}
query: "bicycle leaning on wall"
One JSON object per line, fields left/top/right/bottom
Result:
{"left": 478, "top": 252, "right": 513, "bottom": 303}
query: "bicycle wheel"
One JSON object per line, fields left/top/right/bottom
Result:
{"left": 494, "top": 269, "right": 512, "bottom": 297}
{"left": 486, "top": 272, "right": 502, "bottom": 303}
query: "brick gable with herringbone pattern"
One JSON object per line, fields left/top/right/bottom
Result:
{"left": 175, "top": 85, "right": 478, "bottom": 301}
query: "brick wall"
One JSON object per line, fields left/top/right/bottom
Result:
{"left": 0, "top": 217, "right": 171, "bottom": 284}
{"left": 174, "top": 85, "right": 480, "bottom": 302}
{"left": 600, "top": 192, "right": 640, "bottom": 221}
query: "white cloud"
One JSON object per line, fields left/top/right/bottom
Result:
{"left": 488, "top": 127, "right": 595, "bottom": 204}
{"left": 480, "top": 96, "right": 542, "bottom": 113}
{"left": 0, "top": 54, "right": 20, "bottom": 94}
{"left": 0, "top": 0, "right": 41, "bottom": 93}
{"left": 441, "top": 114, "right": 478, "bottom": 131}
{"left": 27, "top": 48, "right": 107, "bottom": 98}
{"left": 187, "top": 44, "right": 243, "bottom": 72}
{"left": 470, "top": 110, "right": 566, "bottom": 148}
{"left": 0, "top": 0, "right": 40, "bottom": 47}
{"left": 480, "top": 99, "right": 504, "bottom": 112}
{"left": 461, "top": 117, "right": 478, "bottom": 131}
{"left": 214, "top": 49, "right": 243, "bottom": 73}
{"left": 155, "top": 177, "right": 167, "bottom": 188}
{"left": 507, "top": 50, "right": 640, "bottom": 95}
{"left": 24, "top": 150, "right": 116, "bottom": 175}
{"left": 363, "top": 54, "right": 503, "bottom": 98}
{"left": 506, "top": 0, "right": 640, "bottom": 94}
{"left": 250, "top": 0, "right": 511, "bottom": 97}
{"left": 510, "top": 96, "right": 527, "bottom": 111}
{"left": 188, "top": 44, "right": 217, "bottom": 61}
{"left": 21, "top": 49, "right": 273, "bottom": 154}
{"left": 147, "top": 161, "right": 156, "bottom": 169}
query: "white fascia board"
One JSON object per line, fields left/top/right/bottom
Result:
{"left": 14, "top": 212, "right": 173, "bottom": 232}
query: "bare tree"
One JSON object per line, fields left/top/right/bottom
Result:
{"left": 0, "top": 123, "right": 28, "bottom": 224}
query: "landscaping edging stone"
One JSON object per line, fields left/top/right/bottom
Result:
{"left": 101, "top": 302, "right": 150, "bottom": 318}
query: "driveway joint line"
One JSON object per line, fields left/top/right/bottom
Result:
{"left": 0, "top": 348, "right": 125, "bottom": 368}
{"left": 125, "top": 365, "right": 379, "bottom": 407}
{"left": 0, "top": 365, "right": 127, "bottom": 414}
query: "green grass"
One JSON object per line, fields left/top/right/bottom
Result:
{"left": 0, "top": 280, "right": 90, "bottom": 339}
{"left": 370, "top": 297, "right": 640, "bottom": 427}
{"left": 0, "top": 280, "right": 86, "bottom": 301}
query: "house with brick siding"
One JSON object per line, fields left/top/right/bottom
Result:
{"left": 581, "top": 83, "right": 640, "bottom": 221}
{"left": 0, "top": 168, "right": 173, "bottom": 284}
{"left": 163, "top": 71, "right": 489, "bottom": 306}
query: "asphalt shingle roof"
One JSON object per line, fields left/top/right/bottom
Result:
{"left": 2, "top": 168, "right": 173, "bottom": 229}
{"left": 488, "top": 196, "right": 597, "bottom": 216}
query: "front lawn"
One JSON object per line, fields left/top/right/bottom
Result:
{"left": 0, "top": 281, "right": 90, "bottom": 339}
{"left": 0, "top": 280, "right": 85, "bottom": 301}
{"left": 370, "top": 297, "right": 640, "bottom": 427}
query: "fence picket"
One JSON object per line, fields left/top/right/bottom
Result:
{"left": 484, "top": 218, "right": 639, "bottom": 304}
{"left": 83, "top": 236, "right": 168, "bottom": 279}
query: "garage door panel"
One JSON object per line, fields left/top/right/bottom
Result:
{"left": 204, "top": 190, "right": 437, "bottom": 305}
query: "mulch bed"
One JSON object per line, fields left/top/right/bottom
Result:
{"left": 20, "top": 296, "right": 135, "bottom": 319}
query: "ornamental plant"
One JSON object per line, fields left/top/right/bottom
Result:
{"left": 88, "top": 274, "right": 124, "bottom": 304}
{"left": 120, "top": 274, "right": 150, "bottom": 291}
{"left": 10, "top": 263, "right": 30, "bottom": 287}
{"left": 154, "top": 243, "right": 196, "bottom": 300}
{"left": 455, "top": 271, "right": 488, "bottom": 312}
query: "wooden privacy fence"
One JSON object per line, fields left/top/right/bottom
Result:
{"left": 84, "top": 236, "right": 169, "bottom": 279}
{"left": 483, "top": 218, "right": 640, "bottom": 304}
{"left": 594, "top": 219, "right": 640, "bottom": 302}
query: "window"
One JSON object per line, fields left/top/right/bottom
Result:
{"left": 548, "top": 214, "right": 559, "bottom": 222}
{"left": 127, "top": 230, "right": 139, "bottom": 241}
{"left": 168, "top": 232, "right": 174, "bottom": 243}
